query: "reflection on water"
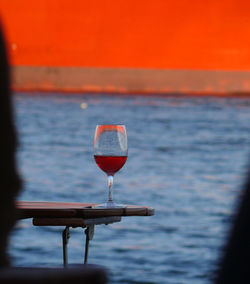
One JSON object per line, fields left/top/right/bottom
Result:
{"left": 9, "top": 93, "right": 250, "bottom": 284}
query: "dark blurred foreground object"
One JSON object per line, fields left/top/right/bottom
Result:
{"left": 0, "top": 266, "right": 108, "bottom": 283}
{"left": 0, "top": 25, "right": 108, "bottom": 283}
{"left": 215, "top": 170, "right": 250, "bottom": 283}
{"left": 0, "top": 24, "right": 21, "bottom": 267}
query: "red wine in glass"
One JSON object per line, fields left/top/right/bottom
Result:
{"left": 94, "top": 155, "right": 127, "bottom": 176}
{"left": 93, "top": 125, "right": 128, "bottom": 207}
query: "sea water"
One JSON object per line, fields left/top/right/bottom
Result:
{"left": 9, "top": 93, "right": 250, "bottom": 283}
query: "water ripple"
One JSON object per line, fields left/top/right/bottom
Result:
{"left": 10, "top": 93, "right": 250, "bottom": 284}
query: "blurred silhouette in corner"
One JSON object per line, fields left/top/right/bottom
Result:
{"left": 0, "top": 25, "right": 21, "bottom": 267}
{"left": 0, "top": 25, "right": 107, "bottom": 283}
{"left": 215, "top": 169, "right": 250, "bottom": 283}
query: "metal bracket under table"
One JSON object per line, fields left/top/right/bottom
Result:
{"left": 62, "top": 224, "right": 95, "bottom": 266}
{"left": 33, "top": 216, "right": 121, "bottom": 267}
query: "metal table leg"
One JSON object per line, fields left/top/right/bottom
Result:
{"left": 84, "top": 225, "right": 95, "bottom": 264}
{"left": 62, "top": 225, "right": 95, "bottom": 266}
{"left": 62, "top": 226, "right": 70, "bottom": 267}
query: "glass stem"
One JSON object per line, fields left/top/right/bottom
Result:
{"left": 108, "top": 175, "right": 114, "bottom": 202}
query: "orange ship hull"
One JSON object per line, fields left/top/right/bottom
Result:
{"left": 1, "top": 0, "right": 250, "bottom": 95}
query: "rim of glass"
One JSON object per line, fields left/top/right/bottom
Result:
{"left": 96, "top": 124, "right": 126, "bottom": 126}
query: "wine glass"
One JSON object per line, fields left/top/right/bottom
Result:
{"left": 94, "top": 125, "right": 128, "bottom": 208}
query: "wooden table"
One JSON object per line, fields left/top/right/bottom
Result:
{"left": 16, "top": 201, "right": 154, "bottom": 266}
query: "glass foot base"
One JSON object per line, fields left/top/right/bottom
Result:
{"left": 93, "top": 201, "right": 126, "bottom": 208}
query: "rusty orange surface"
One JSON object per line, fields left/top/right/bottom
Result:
{"left": 1, "top": 0, "right": 250, "bottom": 70}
